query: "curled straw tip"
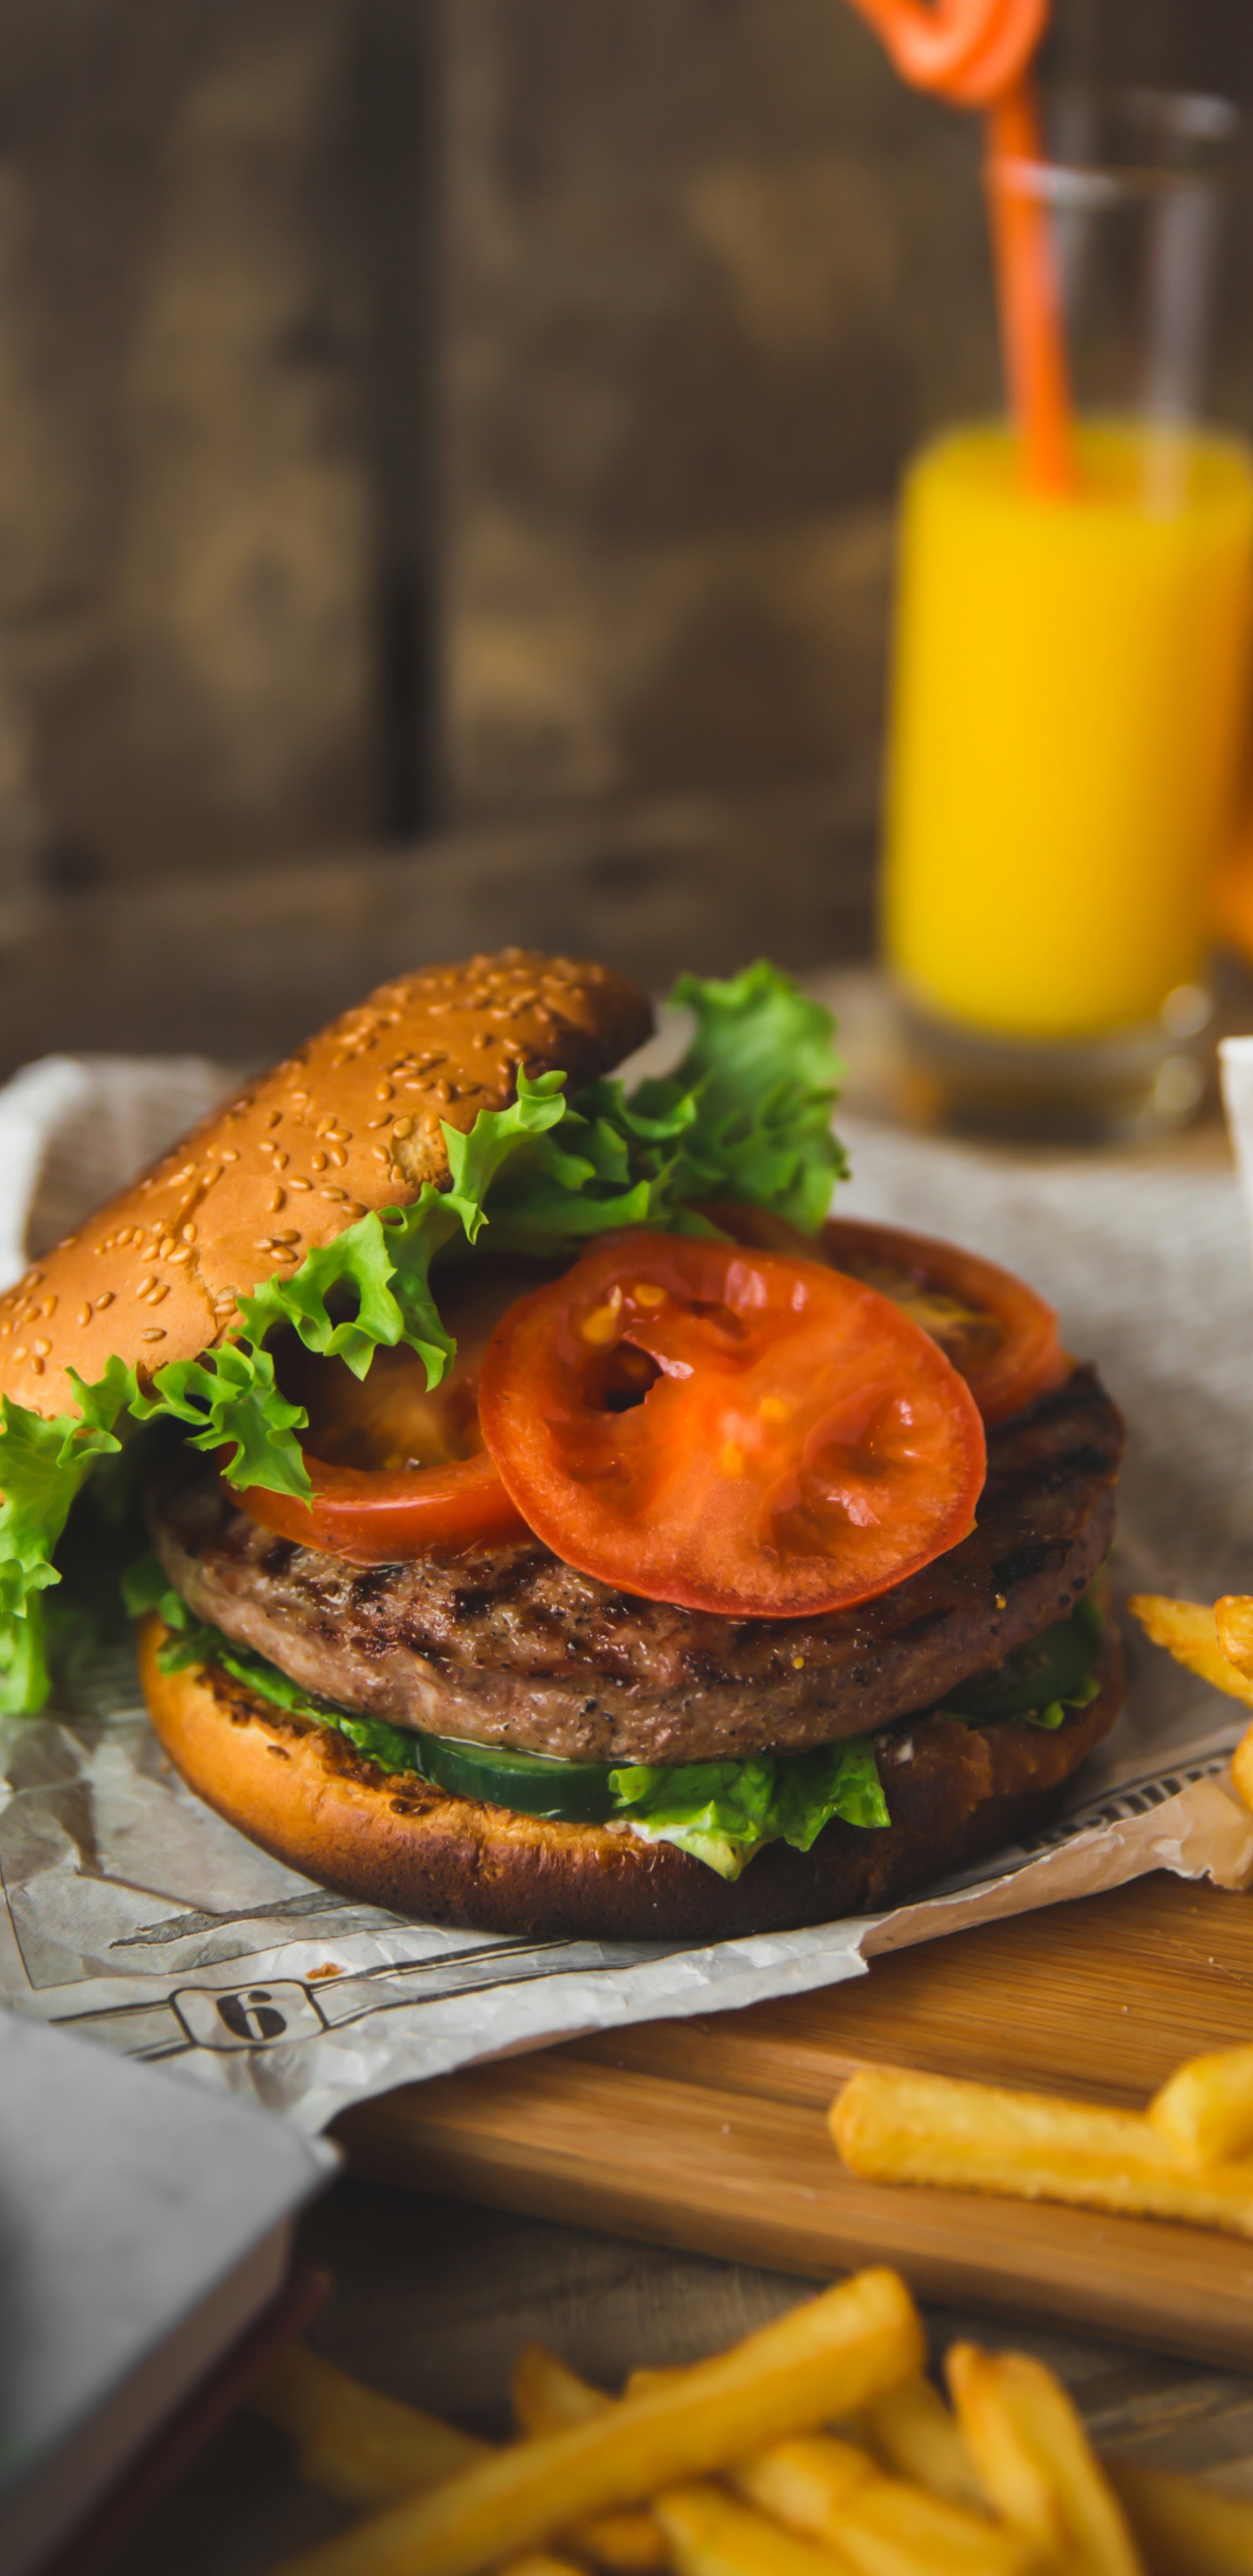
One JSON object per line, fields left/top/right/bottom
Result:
{"left": 844, "top": 0, "right": 1075, "bottom": 493}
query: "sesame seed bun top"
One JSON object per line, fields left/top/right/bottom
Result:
{"left": 0, "top": 949, "right": 652, "bottom": 1421}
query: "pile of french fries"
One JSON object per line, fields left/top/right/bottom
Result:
{"left": 831, "top": 2029, "right": 1253, "bottom": 2241}
{"left": 1129, "top": 1590, "right": 1253, "bottom": 1811}
{"left": 250, "top": 2264, "right": 1253, "bottom": 2576}
{"left": 832, "top": 2036, "right": 1253, "bottom": 2235}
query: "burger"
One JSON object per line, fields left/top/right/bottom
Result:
{"left": 0, "top": 949, "right": 1124, "bottom": 1940}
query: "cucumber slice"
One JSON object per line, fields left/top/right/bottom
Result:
{"left": 945, "top": 1590, "right": 1103, "bottom": 1721}
{"left": 416, "top": 1730, "right": 619, "bottom": 1824}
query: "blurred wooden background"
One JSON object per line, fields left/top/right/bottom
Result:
{"left": 0, "top": 0, "right": 1250, "bottom": 1063}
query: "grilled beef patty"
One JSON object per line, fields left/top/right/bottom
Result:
{"left": 148, "top": 1365, "right": 1122, "bottom": 1765}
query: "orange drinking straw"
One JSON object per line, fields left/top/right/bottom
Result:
{"left": 843, "top": 0, "right": 1076, "bottom": 493}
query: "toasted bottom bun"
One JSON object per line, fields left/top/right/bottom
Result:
{"left": 137, "top": 1613, "right": 1125, "bottom": 1942}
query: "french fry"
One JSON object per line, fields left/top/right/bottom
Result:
{"left": 1107, "top": 2456, "right": 1253, "bottom": 2576}
{"left": 509, "top": 2345, "right": 669, "bottom": 2570}
{"left": 502, "top": 2561, "right": 588, "bottom": 2576}
{"left": 513, "top": 2343, "right": 610, "bottom": 2436}
{"left": 729, "top": 2432, "right": 878, "bottom": 2526}
{"left": 1149, "top": 2044, "right": 1253, "bottom": 2170}
{"left": 654, "top": 2483, "right": 848, "bottom": 2576}
{"left": 948, "top": 2345, "right": 1142, "bottom": 2576}
{"left": 267, "top": 2269, "right": 924, "bottom": 2576}
{"left": 258, "top": 2341, "right": 661, "bottom": 2573}
{"left": 251, "top": 2346, "right": 488, "bottom": 2505}
{"left": 730, "top": 2436, "right": 1028, "bottom": 2576}
{"left": 1127, "top": 1595, "right": 1253, "bottom": 1706}
{"left": 825, "top": 2479, "right": 1036, "bottom": 2576}
{"left": 1216, "top": 1596, "right": 1253, "bottom": 1680}
{"left": 573, "top": 2521, "right": 669, "bottom": 2575}
{"left": 626, "top": 2368, "right": 700, "bottom": 2398}
{"left": 863, "top": 2377, "right": 988, "bottom": 2514}
{"left": 829, "top": 2063, "right": 1253, "bottom": 2237}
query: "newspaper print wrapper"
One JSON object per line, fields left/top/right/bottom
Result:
{"left": 3, "top": 1046, "right": 1253, "bottom": 2134}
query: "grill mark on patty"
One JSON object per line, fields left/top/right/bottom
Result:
{"left": 147, "top": 1364, "right": 1122, "bottom": 1766}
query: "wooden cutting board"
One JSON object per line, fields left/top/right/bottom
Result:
{"left": 337, "top": 1874, "right": 1253, "bottom": 2367}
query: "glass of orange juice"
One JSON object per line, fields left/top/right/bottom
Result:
{"left": 883, "top": 93, "right": 1253, "bottom": 1143}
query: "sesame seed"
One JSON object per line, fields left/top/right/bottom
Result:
{"left": 182, "top": 1224, "right": 197, "bottom": 1243}
{"left": 32, "top": 1338, "right": 50, "bottom": 1357}
{"left": 392, "top": 1117, "right": 413, "bottom": 1141}
{"left": 77, "top": 1305, "right": 91, "bottom": 1326}
{"left": 272, "top": 1230, "right": 301, "bottom": 1245}
{"left": 327, "top": 1146, "right": 347, "bottom": 1167}
{"left": 146, "top": 1284, "right": 169, "bottom": 1305}
{"left": 29, "top": 1356, "right": 43, "bottom": 1375}
{"left": 371, "top": 1145, "right": 391, "bottom": 1164}
{"left": 141, "top": 1329, "right": 166, "bottom": 1343}
{"left": 221, "top": 1148, "right": 239, "bottom": 1163}
{"left": 320, "top": 1187, "right": 346, "bottom": 1203}
{"left": 265, "top": 1109, "right": 282, "bottom": 1128}
{"left": 95, "top": 1291, "right": 114, "bottom": 1310}
{"left": 268, "top": 1188, "right": 285, "bottom": 1212}
{"left": 11, "top": 1347, "right": 24, "bottom": 1360}
{"left": 39, "top": 1297, "right": 57, "bottom": 1317}
{"left": 290, "top": 1177, "right": 312, "bottom": 1191}
{"left": 169, "top": 1246, "right": 191, "bottom": 1265}
{"left": 310, "top": 1151, "right": 326, "bottom": 1171}
{"left": 342, "top": 1202, "right": 366, "bottom": 1219}
{"left": 137, "top": 1276, "right": 156, "bottom": 1296}
{"left": 316, "top": 1115, "right": 337, "bottom": 1137}
{"left": 159, "top": 1238, "right": 176, "bottom": 1259}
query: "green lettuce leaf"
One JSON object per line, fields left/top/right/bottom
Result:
{"left": 0, "top": 964, "right": 846, "bottom": 1716}
{"left": 129, "top": 1342, "right": 311, "bottom": 1499}
{"left": 664, "top": 961, "right": 848, "bottom": 1230}
{"left": 607, "top": 1739, "right": 889, "bottom": 1882}
{"left": 485, "top": 963, "right": 848, "bottom": 1255}
{"left": 0, "top": 1360, "right": 137, "bottom": 1712}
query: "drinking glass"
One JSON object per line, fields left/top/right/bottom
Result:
{"left": 883, "top": 91, "right": 1253, "bottom": 1144}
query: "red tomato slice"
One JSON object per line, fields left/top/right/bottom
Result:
{"left": 818, "top": 1217, "right": 1067, "bottom": 1427}
{"left": 704, "top": 1203, "right": 1066, "bottom": 1427}
{"left": 478, "top": 1232, "right": 986, "bottom": 1619}
{"left": 237, "top": 1445, "right": 526, "bottom": 1563}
